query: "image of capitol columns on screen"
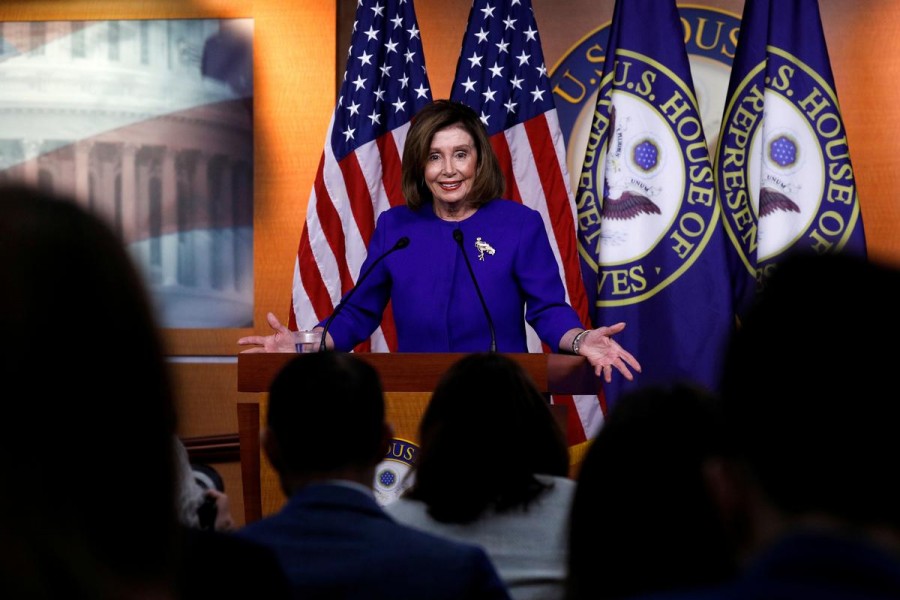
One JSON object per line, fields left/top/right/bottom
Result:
{"left": 0, "top": 19, "right": 254, "bottom": 328}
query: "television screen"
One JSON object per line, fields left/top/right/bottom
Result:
{"left": 0, "top": 18, "right": 254, "bottom": 328}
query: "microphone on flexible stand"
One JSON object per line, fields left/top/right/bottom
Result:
{"left": 453, "top": 229, "right": 497, "bottom": 353}
{"left": 318, "top": 236, "right": 410, "bottom": 352}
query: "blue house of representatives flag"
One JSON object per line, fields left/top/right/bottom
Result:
{"left": 574, "top": 0, "right": 736, "bottom": 410}
{"left": 716, "top": 0, "right": 867, "bottom": 317}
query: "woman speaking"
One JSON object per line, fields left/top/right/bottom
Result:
{"left": 239, "top": 100, "right": 640, "bottom": 383}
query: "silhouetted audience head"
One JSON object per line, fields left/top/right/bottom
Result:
{"left": 0, "top": 184, "right": 290, "bottom": 599}
{"left": 0, "top": 185, "right": 179, "bottom": 598}
{"left": 264, "top": 351, "right": 390, "bottom": 489}
{"left": 608, "top": 252, "right": 900, "bottom": 600}
{"left": 719, "top": 251, "right": 900, "bottom": 534}
{"left": 566, "top": 382, "right": 735, "bottom": 600}
{"left": 404, "top": 352, "right": 570, "bottom": 523}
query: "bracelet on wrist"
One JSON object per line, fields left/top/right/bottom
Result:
{"left": 571, "top": 329, "right": 591, "bottom": 355}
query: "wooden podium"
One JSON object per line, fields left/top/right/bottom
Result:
{"left": 237, "top": 352, "right": 599, "bottom": 395}
{"left": 236, "top": 352, "right": 600, "bottom": 522}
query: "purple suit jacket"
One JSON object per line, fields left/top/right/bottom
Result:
{"left": 322, "top": 199, "right": 583, "bottom": 352}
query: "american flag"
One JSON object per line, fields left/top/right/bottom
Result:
{"left": 450, "top": 0, "right": 599, "bottom": 443}
{"left": 289, "top": 0, "right": 432, "bottom": 351}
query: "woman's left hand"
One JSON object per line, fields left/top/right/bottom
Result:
{"left": 579, "top": 323, "right": 642, "bottom": 382}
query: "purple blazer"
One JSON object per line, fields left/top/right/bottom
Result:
{"left": 321, "top": 199, "right": 583, "bottom": 352}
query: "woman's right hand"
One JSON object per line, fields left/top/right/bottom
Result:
{"left": 237, "top": 312, "right": 298, "bottom": 353}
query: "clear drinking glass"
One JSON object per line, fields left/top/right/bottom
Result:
{"left": 294, "top": 330, "right": 323, "bottom": 353}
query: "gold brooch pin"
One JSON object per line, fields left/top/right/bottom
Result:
{"left": 475, "top": 237, "right": 495, "bottom": 261}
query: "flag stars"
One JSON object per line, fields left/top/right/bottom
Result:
{"left": 536, "top": 63, "right": 547, "bottom": 77}
{"left": 523, "top": 25, "right": 538, "bottom": 41}
{"left": 530, "top": 85, "right": 545, "bottom": 102}
{"left": 331, "top": 4, "right": 430, "bottom": 156}
{"left": 461, "top": 77, "right": 477, "bottom": 93}
{"left": 503, "top": 16, "right": 516, "bottom": 30}
{"left": 482, "top": 87, "right": 497, "bottom": 102}
{"left": 516, "top": 50, "right": 530, "bottom": 66}
{"left": 468, "top": 51, "right": 484, "bottom": 68}
{"left": 479, "top": 110, "right": 491, "bottom": 126}
{"left": 495, "top": 40, "right": 510, "bottom": 54}
{"left": 510, "top": 74, "right": 524, "bottom": 90}
{"left": 480, "top": 4, "right": 496, "bottom": 19}
{"left": 475, "top": 28, "right": 489, "bottom": 43}
{"left": 488, "top": 62, "right": 504, "bottom": 78}
{"left": 504, "top": 98, "right": 517, "bottom": 113}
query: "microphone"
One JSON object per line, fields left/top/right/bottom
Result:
{"left": 318, "top": 236, "right": 410, "bottom": 352}
{"left": 453, "top": 229, "right": 497, "bottom": 352}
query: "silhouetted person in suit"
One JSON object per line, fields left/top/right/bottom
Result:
{"left": 235, "top": 351, "right": 512, "bottom": 599}
{"left": 634, "top": 252, "right": 900, "bottom": 600}
{"left": 0, "top": 185, "right": 289, "bottom": 599}
{"left": 565, "top": 382, "right": 736, "bottom": 600}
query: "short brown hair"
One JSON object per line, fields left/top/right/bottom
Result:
{"left": 401, "top": 99, "right": 505, "bottom": 210}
